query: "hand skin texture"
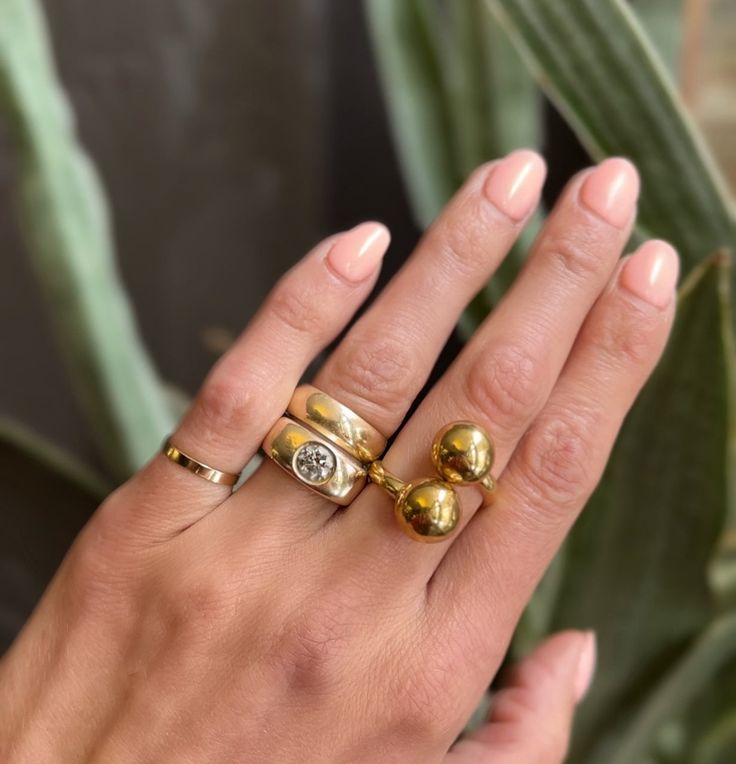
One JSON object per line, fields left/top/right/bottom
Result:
{"left": 0, "top": 151, "right": 678, "bottom": 763}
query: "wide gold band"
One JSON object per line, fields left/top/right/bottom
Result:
{"left": 287, "top": 385, "right": 387, "bottom": 463}
{"left": 261, "top": 417, "right": 367, "bottom": 505}
{"left": 162, "top": 439, "right": 240, "bottom": 486}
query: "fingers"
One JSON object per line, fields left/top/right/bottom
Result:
{"left": 105, "top": 223, "right": 390, "bottom": 538}
{"left": 445, "top": 631, "right": 596, "bottom": 764}
{"left": 434, "top": 241, "right": 678, "bottom": 644}
{"left": 313, "top": 150, "right": 546, "bottom": 437}
{"left": 338, "top": 158, "right": 640, "bottom": 577}
{"left": 226, "top": 150, "right": 546, "bottom": 533}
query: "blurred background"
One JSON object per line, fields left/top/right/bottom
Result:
{"left": 0, "top": 0, "right": 420, "bottom": 464}
{"left": 1, "top": 1, "right": 735, "bottom": 762}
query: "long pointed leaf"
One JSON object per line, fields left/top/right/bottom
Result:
{"left": 486, "top": 0, "right": 736, "bottom": 274}
{"left": 0, "top": 0, "right": 175, "bottom": 478}
{"left": 610, "top": 614, "right": 736, "bottom": 764}
{"left": 363, "top": 0, "right": 459, "bottom": 227}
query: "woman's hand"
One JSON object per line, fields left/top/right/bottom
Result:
{"left": 0, "top": 151, "right": 677, "bottom": 763}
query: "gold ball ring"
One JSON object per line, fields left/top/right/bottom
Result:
{"left": 431, "top": 421, "right": 497, "bottom": 493}
{"left": 369, "top": 421, "right": 497, "bottom": 542}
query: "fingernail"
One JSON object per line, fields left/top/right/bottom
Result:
{"left": 574, "top": 631, "right": 597, "bottom": 703}
{"left": 580, "top": 157, "right": 639, "bottom": 228}
{"left": 483, "top": 149, "right": 546, "bottom": 221}
{"left": 327, "top": 222, "right": 390, "bottom": 283}
{"left": 620, "top": 240, "right": 679, "bottom": 308}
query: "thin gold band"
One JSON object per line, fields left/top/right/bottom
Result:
{"left": 162, "top": 439, "right": 240, "bottom": 486}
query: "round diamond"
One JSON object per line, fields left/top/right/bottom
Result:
{"left": 293, "top": 441, "right": 336, "bottom": 485}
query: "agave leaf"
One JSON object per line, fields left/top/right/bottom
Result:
{"left": 486, "top": 0, "right": 736, "bottom": 275}
{"left": 550, "top": 258, "right": 729, "bottom": 762}
{"left": 363, "top": 0, "right": 459, "bottom": 228}
{"left": 442, "top": 0, "right": 541, "bottom": 178}
{"left": 662, "top": 650, "right": 736, "bottom": 763}
{"left": 609, "top": 613, "right": 736, "bottom": 764}
{"left": 692, "top": 707, "right": 736, "bottom": 764}
{"left": 710, "top": 252, "right": 736, "bottom": 603}
{"left": 632, "top": 0, "right": 684, "bottom": 77}
{"left": 0, "top": 0, "right": 175, "bottom": 479}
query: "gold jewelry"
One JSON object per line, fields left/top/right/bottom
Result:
{"left": 162, "top": 439, "right": 240, "bottom": 486}
{"left": 431, "top": 421, "right": 497, "bottom": 492}
{"left": 261, "top": 417, "right": 367, "bottom": 505}
{"left": 369, "top": 421, "right": 497, "bottom": 543}
{"left": 287, "top": 384, "right": 387, "bottom": 463}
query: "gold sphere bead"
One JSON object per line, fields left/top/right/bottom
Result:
{"left": 395, "top": 478, "right": 461, "bottom": 543}
{"left": 431, "top": 421, "right": 495, "bottom": 485}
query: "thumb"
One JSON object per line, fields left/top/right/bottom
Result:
{"left": 446, "top": 630, "right": 596, "bottom": 764}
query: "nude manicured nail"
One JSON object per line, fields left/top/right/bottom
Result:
{"left": 483, "top": 149, "right": 546, "bottom": 221}
{"left": 620, "top": 240, "right": 679, "bottom": 308}
{"left": 327, "top": 222, "right": 390, "bottom": 283}
{"left": 580, "top": 157, "right": 639, "bottom": 228}
{"left": 574, "top": 631, "right": 597, "bottom": 703}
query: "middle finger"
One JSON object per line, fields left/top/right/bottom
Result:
{"left": 230, "top": 150, "right": 547, "bottom": 532}
{"left": 336, "top": 157, "right": 640, "bottom": 579}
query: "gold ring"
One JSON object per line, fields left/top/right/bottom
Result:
{"left": 369, "top": 421, "right": 497, "bottom": 543}
{"left": 162, "top": 439, "right": 240, "bottom": 486}
{"left": 287, "top": 385, "right": 387, "bottom": 463}
{"left": 261, "top": 417, "right": 367, "bottom": 505}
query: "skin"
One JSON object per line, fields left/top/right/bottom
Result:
{"left": 0, "top": 151, "right": 678, "bottom": 763}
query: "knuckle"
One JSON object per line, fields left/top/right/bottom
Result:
{"left": 330, "top": 336, "right": 417, "bottom": 414}
{"left": 194, "top": 372, "right": 254, "bottom": 438}
{"left": 267, "top": 274, "right": 324, "bottom": 337}
{"left": 517, "top": 410, "right": 596, "bottom": 510}
{"left": 433, "top": 205, "right": 488, "bottom": 281}
{"left": 162, "top": 567, "right": 238, "bottom": 638}
{"left": 545, "top": 233, "right": 606, "bottom": 281}
{"left": 590, "top": 299, "right": 663, "bottom": 367}
{"left": 274, "top": 601, "right": 355, "bottom": 693}
{"left": 465, "top": 344, "right": 546, "bottom": 430}
{"left": 388, "top": 658, "right": 458, "bottom": 746}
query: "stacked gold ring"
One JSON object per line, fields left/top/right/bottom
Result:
{"left": 263, "top": 385, "right": 498, "bottom": 542}
{"left": 165, "top": 383, "right": 498, "bottom": 544}
{"left": 261, "top": 385, "right": 387, "bottom": 506}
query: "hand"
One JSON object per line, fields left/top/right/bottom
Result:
{"left": 0, "top": 151, "right": 677, "bottom": 763}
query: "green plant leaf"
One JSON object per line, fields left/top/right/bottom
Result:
{"left": 609, "top": 613, "right": 736, "bottom": 764}
{"left": 441, "top": 0, "right": 541, "bottom": 178}
{"left": 692, "top": 707, "right": 736, "bottom": 764}
{"left": 632, "top": 0, "right": 684, "bottom": 76}
{"left": 662, "top": 649, "right": 736, "bottom": 763}
{"left": 486, "top": 0, "right": 736, "bottom": 277}
{"left": 0, "top": 0, "right": 176, "bottom": 479}
{"left": 710, "top": 251, "right": 736, "bottom": 603}
{"left": 363, "top": 0, "right": 459, "bottom": 228}
{"left": 550, "top": 258, "right": 729, "bottom": 762}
